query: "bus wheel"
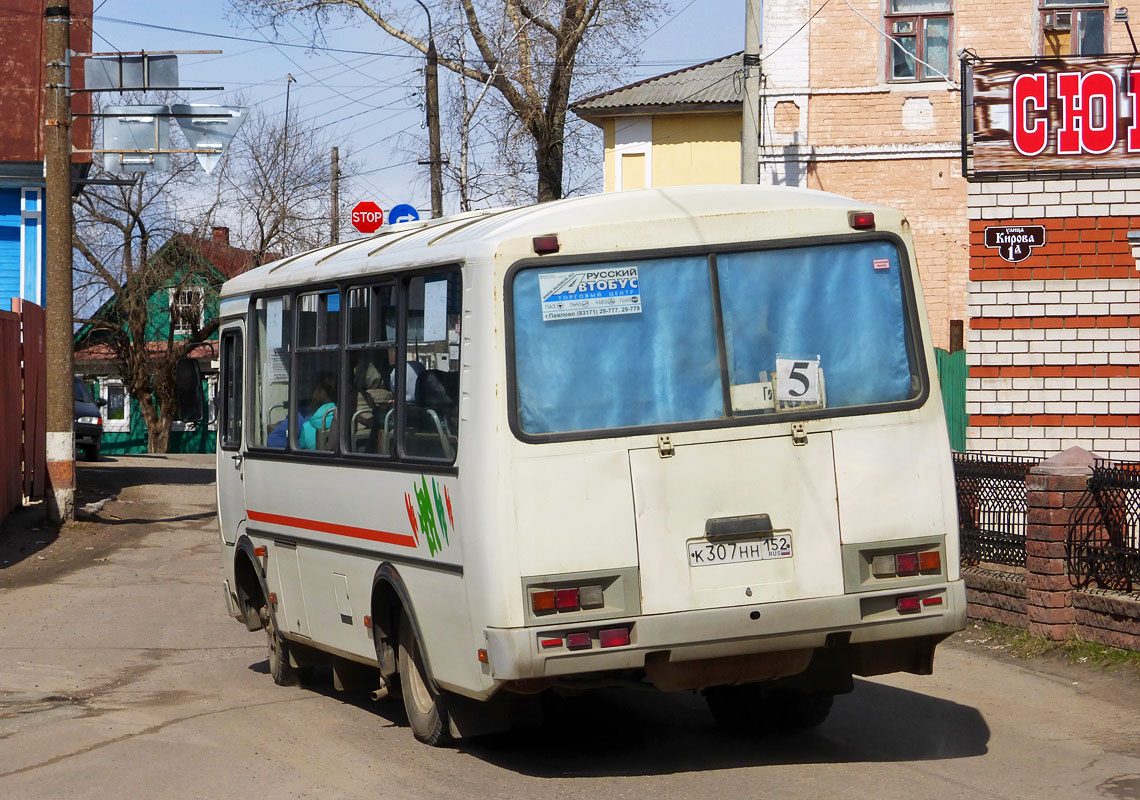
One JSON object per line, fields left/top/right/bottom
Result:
{"left": 263, "top": 607, "right": 300, "bottom": 686}
{"left": 703, "top": 685, "right": 834, "bottom": 734}
{"left": 398, "top": 614, "right": 452, "bottom": 746}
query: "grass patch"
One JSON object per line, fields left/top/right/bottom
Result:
{"left": 972, "top": 622, "right": 1140, "bottom": 678}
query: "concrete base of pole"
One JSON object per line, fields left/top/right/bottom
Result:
{"left": 46, "top": 431, "right": 75, "bottom": 523}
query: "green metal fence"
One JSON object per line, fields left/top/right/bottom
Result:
{"left": 934, "top": 348, "right": 967, "bottom": 452}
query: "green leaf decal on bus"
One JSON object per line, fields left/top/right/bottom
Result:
{"left": 432, "top": 479, "right": 450, "bottom": 546}
{"left": 413, "top": 476, "right": 443, "bottom": 556}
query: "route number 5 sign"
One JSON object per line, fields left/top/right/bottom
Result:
{"left": 775, "top": 357, "right": 821, "bottom": 404}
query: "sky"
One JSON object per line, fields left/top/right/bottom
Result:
{"left": 87, "top": 0, "right": 747, "bottom": 219}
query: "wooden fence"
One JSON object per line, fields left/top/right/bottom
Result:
{"left": 0, "top": 300, "right": 46, "bottom": 521}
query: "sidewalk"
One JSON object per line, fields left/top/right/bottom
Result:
{"left": 0, "top": 453, "right": 216, "bottom": 590}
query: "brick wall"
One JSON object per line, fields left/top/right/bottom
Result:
{"left": 810, "top": 159, "right": 969, "bottom": 348}
{"left": 967, "top": 178, "right": 1140, "bottom": 460}
{"left": 807, "top": 92, "right": 960, "bottom": 148}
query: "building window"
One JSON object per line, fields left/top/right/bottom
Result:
{"left": 1041, "top": 1, "right": 1106, "bottom": 56}
{"left": 886, "top": 0, "right": 953, "bottom": 82}
{"left": 169, "top": 287, "right": 204, "bottom": 336}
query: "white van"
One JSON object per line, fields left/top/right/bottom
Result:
{"left": 215, "top": 185, "right": 965, "bottom": 745}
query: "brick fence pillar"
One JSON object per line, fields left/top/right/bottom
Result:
{"left": 1024, "top": 446, "right": 1095, "bottom": 641}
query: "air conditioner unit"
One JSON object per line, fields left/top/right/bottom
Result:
{"left": 1045, "top": 11, "right": 1072, "bottom": 30}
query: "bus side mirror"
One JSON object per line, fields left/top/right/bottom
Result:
{"left": 176, "top": 358, "right": 205, "bottom": 422}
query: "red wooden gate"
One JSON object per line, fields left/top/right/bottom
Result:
{"left": 0, "top": 307, "right": 20, "bottom": 519}
{"left": 0, "top": 300, "right": 47, "bottom": 521}
{"left": 15, "top": 300, "right": 46, "bottom": 499}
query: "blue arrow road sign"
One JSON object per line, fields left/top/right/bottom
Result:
{"left": 389, "top": 204, "right": 420, "bottom": 224}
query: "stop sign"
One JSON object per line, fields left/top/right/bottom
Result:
{"left": 351, "top": 201, "right": 384, "bottom": 233}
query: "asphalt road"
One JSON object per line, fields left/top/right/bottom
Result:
{"left": 1, "top": 454, "right": 1138, "bottom": 799}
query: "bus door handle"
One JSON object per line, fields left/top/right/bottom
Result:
{"left": 231, "top": 453, "right": 244, "bottom": 469}
{"left": 705, "top": 513, "right": 773, "bottom": 540}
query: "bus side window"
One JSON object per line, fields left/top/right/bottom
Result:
{"left": 252, "top": 295, "right": 292, "bottom": 449}
{"left": 346, "top": 283, "right": 397, "bottom": 455}
{"left": 295, "top": 290, "right": 341, "bottom": 452}
{"left": 402, "top": 271, "right": 460, "bottom": 461}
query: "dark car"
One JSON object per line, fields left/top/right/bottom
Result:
{"left": 73, "top": 377, "right": 105, "bottom": 461}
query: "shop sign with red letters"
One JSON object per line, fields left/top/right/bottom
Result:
{"left": 969, "top": 55, "right": 1140, "bottom": 175}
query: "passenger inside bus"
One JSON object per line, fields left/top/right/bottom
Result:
{"left": 298, "top": 372, "right": 338, "bottom": 450}
{"left": 351, "top": 355, "right": 393, "bottom": 453}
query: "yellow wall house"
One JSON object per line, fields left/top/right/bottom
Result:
{"left": 572, "top": 53, "right": 744, "bottom": 192}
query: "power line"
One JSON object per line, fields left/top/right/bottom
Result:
{"left": 93, "top": 13, "right": 721, "bottom": 68}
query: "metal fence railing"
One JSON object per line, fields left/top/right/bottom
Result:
{"left": 1068, "top": 459, "right": 1140, "bottom": 593}
{"left": 953, "top": 452, "right": 1041, "bottom": 568}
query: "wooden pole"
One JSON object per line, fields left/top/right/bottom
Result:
{"left": 44, "top": 0, "right": 75, "bottom": 522}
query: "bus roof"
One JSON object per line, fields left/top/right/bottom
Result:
{"left": 220, "top": 184, "right": 891, "bottom": 298}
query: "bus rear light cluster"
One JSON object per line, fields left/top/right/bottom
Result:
{"left": 531, "top": 584, "right": 604, "bottom": 614}
{"left": 871, "top": 549, "right": 941, "bottom": 579}
{"left": 897, "top": 594, "right": 944, "bottom": 614}
{"left": 539, "top": 626, "right": 631, "bottom": 652}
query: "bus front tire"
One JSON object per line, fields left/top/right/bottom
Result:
{"left": 398, "top": 614, "right": 452, "bottom": 746}
{"left": 703, "top": 684, "right": 834, "bottom": 734}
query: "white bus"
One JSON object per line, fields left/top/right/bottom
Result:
{"left": 215, "top": 185, "right": 966, "bottom": 746}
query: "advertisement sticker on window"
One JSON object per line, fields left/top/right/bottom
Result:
{"left": 539, "top": 266, "right": 641, "bottom": 321}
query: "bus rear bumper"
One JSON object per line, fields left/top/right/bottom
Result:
{"left": 484, "top": 580, "right": 966, "bottom": 682}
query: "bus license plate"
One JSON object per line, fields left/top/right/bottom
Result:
{"left": 688, "top": 535, "right": 792, "bottom": 567}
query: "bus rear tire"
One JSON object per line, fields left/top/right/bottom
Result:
{"left": 704, "top": 684, "right": 834, "bottom": 734}
{"left": 264, "top": 608, "right": 302, "bottom": 687}
{"left": 398, "top": 614, "right": 452, "bottom": 746}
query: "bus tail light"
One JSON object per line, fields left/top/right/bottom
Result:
{"left": 540, "top": 637, "right": 562, "bottom": 649}
{"left": 895, "top": 553, "right": 920, "bottom": 576}
{"left": 923, "top": 596, "right": 943, "bottom": 607}
{"left": 566, "top": 632, "right": 591, "bottom": 649}
{"left": 897, "top": 596, "right": 921, "bottom": 614}
{"left": 532, "top": 590, "right": 556, "bottom": 612}
{"left": 849, "top": 211, "right": 875, "bottom": 229}
{"left": 579, "top": 585, "right": 604, "bottom": 608}
{"left": 533, "top": 235, "right": 560, "bottom": 254}
{"left": 554, "top": 588, "right": 580, "bottom": 610}
{"left": 918, "top": 550, "right": 941, "bottom": 572}
{"left": 599, "top": 628, "right": 630, "bottom": 648}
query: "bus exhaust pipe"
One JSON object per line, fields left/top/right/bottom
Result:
{"left": 371, "top": 677, "right": 389, "bottom": 701}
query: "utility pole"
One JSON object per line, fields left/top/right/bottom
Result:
{"left": 741, "top": 0, "right": 761, "bottom": 184}
{"left": 282, "top": 73, "right": 295, "bottom": 207}
{"left": 330, "top": 146, "right": 339, "bottom": 244}
{"left": 44, "top": 1, "right": 74, "bottom": 523}
{"left": 415, "top": 0, "right": 443, "bottom": 217}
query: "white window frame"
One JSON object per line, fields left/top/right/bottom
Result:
{"left": 20, "top": 188, "right": 43, "bottom": 305}
{"left": 169, "top": 287, "right": 205, "bottom": 336}
{"left": 101, "top": 379, "right": 131, "bottom": 433}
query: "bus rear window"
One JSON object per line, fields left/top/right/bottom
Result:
{"left": 511, "top": 240, "right": 920, "bottom": 436}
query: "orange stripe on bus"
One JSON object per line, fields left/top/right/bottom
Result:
{"left": 246, "top": 509, "right": 418, "bottom": 549}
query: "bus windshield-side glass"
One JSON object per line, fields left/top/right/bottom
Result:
{"left": 512, "top": 255, "right": 722, "bottom": 434}
{"left": 401, "top": 271, "right": 461, "bottom": 461}
{"left": 717, "top": 242, "right": 917, "bottom": 414}
{"left": 252, "top": 295, "right": 292, "bottom": 449}
{"left": 511, "top": 242, "right": 919, "bottom": 436}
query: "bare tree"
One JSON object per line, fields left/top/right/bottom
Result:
{"left": 221, "top": 106, "right": 354, "bottom": 262}
{"left": 72, "top": 100, "right": 350, "bottom": 453}
{"left": 234, "top": 0, "right": 665, "bottom": 202}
